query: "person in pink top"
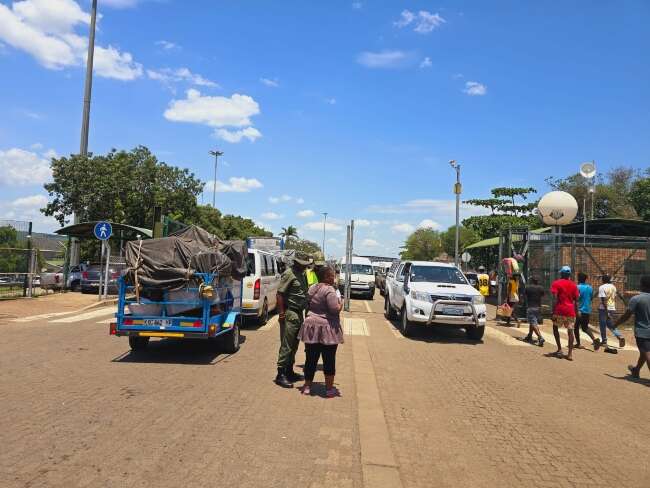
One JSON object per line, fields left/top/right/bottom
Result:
{"left": 298, "top": 266, "right": 344, "bottom": 397}
{"left": 550, "top": 265, "right": 580, "bottom": 361}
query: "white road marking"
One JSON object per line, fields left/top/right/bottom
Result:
{"left": 12, "top": 312, "right": 75, "bottom": 323}
{"left": 344, "top": 318, "right": 369, "bottom": 336}
{"left": 364, "top": 301, "right": 372, "bottom": 313}
{"left": 50, "top": 307, "right": 116, "bottom": 323}
{"left": 384, "top": 320, "right": 403, "bottom": 339}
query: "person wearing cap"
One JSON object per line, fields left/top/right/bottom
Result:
{"left": 550, "top": 266, "right": 579, "bottom": 360}
{"left": 477, "top": 266, "right": 490, "bottom": 297}
{"left": 275, "top": 252, "right": 313, "bottom": 388}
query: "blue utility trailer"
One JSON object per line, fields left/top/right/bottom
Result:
{"left": 110, "top": 272, "right": 242, "bottom": 353}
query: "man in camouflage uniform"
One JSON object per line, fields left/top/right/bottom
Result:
{"left": 275, "top": 252, "right": 313, "bottom": 388}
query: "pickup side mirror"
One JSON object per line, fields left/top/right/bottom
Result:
{"left": 402, "top": 264, "right": 411, "bottom": 293}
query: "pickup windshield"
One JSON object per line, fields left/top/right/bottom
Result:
{"left": 410, "top": 266, "right": 467, "bottom": 284}
{"left": 345, "top": 264, "right": 373, "bottom": 275}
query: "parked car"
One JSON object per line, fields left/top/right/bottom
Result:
{"left": 39, "top": 272, "right": 64, "bottom": 291}
{"left": 337, "top": 256, "right": 375, "bottom": 300}
{"left": 80, "top": 262, "right": 126, "bottom": 294}
{"left": 241, "top": 249, "right": 281, "bottom": 324}
{"left": 384, "top": 260, "right": 487, "bottom": 340}
{"left": 67, "top": 263, "right": 90, "bottom": 291}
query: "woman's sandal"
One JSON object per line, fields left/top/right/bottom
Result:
{"left": 301, "top": 385, "right": 311, "bottom": 395}
{"left": 553, "top": 350, "right": 564, "bottom": 358}
{"left": 628, "top": 365, "right": 640, "bottom": 379}
{"left": 326, "top": 388, "right": 340, "bottom": 398}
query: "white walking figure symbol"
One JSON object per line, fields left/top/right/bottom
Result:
{"left": 100, "top": 224, "right": 108, "bottom": 238}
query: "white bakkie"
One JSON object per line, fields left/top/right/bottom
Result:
{"left": 338, "top": 256, "right": 375, "bottom": 300}
{"left": 384, "top": 260, "right": 487, "bottom": 339}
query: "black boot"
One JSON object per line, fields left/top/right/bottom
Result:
{"left": 286, "top": 369, "right": 304, "bottom": 382}
{"left": 275, "top": 369, "right": 293, "bottom": 388}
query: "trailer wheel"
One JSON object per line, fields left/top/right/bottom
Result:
{"left": 220, "top": 320, "right": 241, "bottom": 354}
{"left": 129, "top": 336, "right": 149, "bottom": 351}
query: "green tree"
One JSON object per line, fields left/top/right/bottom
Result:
{"left": 191, "top": 205, "right": 271, "bottom": 240}
{"left": 285, "top": 238, "right": 322, "bottom": 259}
{"left": 440, "top": 225, "right": 480, "bottom": 256}
{"left": 630, "top": 175, "right": 650, "bottom": 221}
{"left": 400, "top": 228, "right": 443, "bottom": 260}
{"left": 43, "top": 146, "right": 204, "bottom": 227}
{"left": 280, "top": 226, "right": 298, "bottom": 241}
{"left": 545, "top": 166, "right": 639, "bottom": 220}
{"left": 463, "top": 186, "right": 539, "bottom": 239}
{"left": 0, "top": 226, "right": 25, "bottom": 273}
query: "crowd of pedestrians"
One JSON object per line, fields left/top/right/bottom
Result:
{"left": 511, "top": 265, "right": 650, "bottom": 378}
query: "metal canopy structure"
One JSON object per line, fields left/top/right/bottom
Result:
{"left": 54, "top": 222, "right": 152, "bottom": 239}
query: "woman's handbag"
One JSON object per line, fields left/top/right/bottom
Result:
{"left": 497, "top": 302, "right": 513, "bottom": 318}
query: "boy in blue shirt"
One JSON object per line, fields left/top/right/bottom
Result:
{"left": 575, "top": 272, "right": 601, "bottom": 350}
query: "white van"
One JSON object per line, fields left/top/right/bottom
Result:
{"left": 242, "top": 249, "right": 281, "bottom": 324}
{"left": 338, "top": 256, "right": 376, "bottom": 300}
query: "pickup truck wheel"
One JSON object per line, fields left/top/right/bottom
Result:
{"left": 129, "top": 336, "right": 149, "bottom": 351}
{"left": 401, "top": 307, "right": 412, "bottom": 337}
{"left": 71, "top": 280, "right": 80, "bottom": 292}
{"left": 466, "top": 325, "right": 485, "bottom": 341}
{"left": 366, "top": 291, "right": 374, "bottom": 301}
{"left": 258, "top": 300, "right": 269, "bottom": 326}
{"left": 220, "top": 321, "right": 241, "bottom": 354}
{"left": 384, "top": 296, "right": 396, "bottom": 320}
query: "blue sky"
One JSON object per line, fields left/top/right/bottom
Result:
{"left": 1, "top": 0, "right": 649, "bottom": 258}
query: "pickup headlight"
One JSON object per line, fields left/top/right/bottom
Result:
{"left": 411, "top": 290, "right": 432, "bottom": 302}
{"left": 472, "top": 295, "right": 485, "bottom": 305}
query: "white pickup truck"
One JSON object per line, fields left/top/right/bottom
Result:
{"left": 384, "top": 260, "right": 487, "bottom": 340}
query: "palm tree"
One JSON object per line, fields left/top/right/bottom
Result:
{"left": 280, "top": 225, "right": 298, "bottom": 241}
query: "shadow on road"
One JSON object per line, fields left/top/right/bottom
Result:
{"left": 386, "top": 320, "right": 483, "bottom": 345}
{"left": 604, "top": 373, "right": 650, "bottom": 387}
{"left": 111, "top": 335, "right": 247, "bottom": 365}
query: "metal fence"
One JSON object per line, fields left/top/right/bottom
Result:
{"left": 0, "top": 247, "right": 67, "bottom": 299}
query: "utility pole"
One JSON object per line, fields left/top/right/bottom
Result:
{"left": 450, "top": 160, "right": 461, "bottom": 267}
{"left": 209, "top": 150, "right": 223, "bottom": 208}
{"left": 322, "top": 212, "right": 328, "bottom": 260}
{"left": 70, "top": 0, "right": 98, "bottom": 267}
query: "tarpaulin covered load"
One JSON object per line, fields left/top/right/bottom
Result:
{"left": 124, "top": 225, "right": 246, "bottom": 290}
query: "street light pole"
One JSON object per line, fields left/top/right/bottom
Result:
{"left": 322, "top": 212, "right": 328, "bottom": 260}
{"left": 450, "top": 160, "right": 461, "bottom": 267}
{"left": 70, "top": 0, "right": 98, "bottom": 267}
{"left": 209, "top": 150, "right": 223, "bottom": 208}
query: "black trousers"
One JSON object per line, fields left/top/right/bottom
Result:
{"left": 304, "top": 343, "right": 338, "bottom": 381}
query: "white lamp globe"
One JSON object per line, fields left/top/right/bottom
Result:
{"left": 537, "top": 191, "right": 579, "bottom": 226}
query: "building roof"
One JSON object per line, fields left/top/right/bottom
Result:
{"left": 464, "top": 218, "right": 650, "bottom": 250}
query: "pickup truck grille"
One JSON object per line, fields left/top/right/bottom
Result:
{"left": 430, "top": 294, "right": 472, "bottom": 302}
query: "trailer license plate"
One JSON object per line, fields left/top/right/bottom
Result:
{"left": 443, "top": 307, "right": 464, "bottom": 316}
{"left": 144, "top": 319, "right": 171, "bottom": 327}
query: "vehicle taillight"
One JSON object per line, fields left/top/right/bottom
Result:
{"left": 111, "top": 272, "right": 119, "bottom": 279}
{"left": 109, "top": 322, "right": 117, "bottom": 335}
{"left": 82, "top": 271, "right": 88, "bottom": 279}
{"left": 253, "top": 279, "right": 261, "bottom": 300}
{"left": 192, "top": 320, "right": 202, "bottom": 328}
{"left": 123, "top": 318, "right": 134, "bottom": 325}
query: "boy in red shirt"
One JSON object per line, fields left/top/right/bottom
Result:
{"left": 550, "top": 266, "right": 579, "bottom": 361}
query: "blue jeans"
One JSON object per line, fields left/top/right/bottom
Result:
{"left": 599, "top": 308, "right": 622, "bottom": 343}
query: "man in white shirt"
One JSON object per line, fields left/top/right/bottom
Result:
{"left": 598, "top": 274, "right": 625, "bottom": 349}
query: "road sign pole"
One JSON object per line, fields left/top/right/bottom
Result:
{"left": 103, "top": 241, "right": 110, "bottom": 299}
{"left": 98, "top": 240, "right": 104, "bottom": 301}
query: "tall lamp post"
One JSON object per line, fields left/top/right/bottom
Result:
{"left": 209, "top": 150, "right": 223, "bottom": 208}
{"left": 322, "top": 212, "right": 328, "bottom": 260}
{"left": 70, "top": 0, "right": 99, "bottom": 267}
{"left": 579, "top": 161, "right": 597, "bottom": 243}
{"left": 449, "top": 160, "right": 461, "bottom": 267}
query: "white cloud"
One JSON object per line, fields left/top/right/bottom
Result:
{"left": 269, "top": 194, "right": 301, "bottom": 204}
{"left": 418, "top": 219, "right": 441, "bottom": 230}
{"left": 325, "top": 97, "right": 337, "bottom": 105}
{"left": 392, "top": 223, "right": 415, "bottom": 233}
{"left": 352, "top": 2, "right": 363, "bottom": 9}
{"left": 0, "top": 0, "right": 142, "bottom": 79}
{"left": 463, "top": 81, "right": 487, "bottom": 96}
{"left": 419, "top": 57, "right": 432, "bottom": 69}
{"left": 260, "top": 77, "right": 279, "bottom": 87}
{"left": 205, "top": 177, "right": 263, "bottom": 193}
{"left": 355, "top": 219, "right": 378, "bottom": 227}
{"left": 164, "top": 89, "right": 262, "bottom": 142}
{"left": 0, "top": 147, "right": 52, "bottom": 185}
{"left": 305, "top": 221, "right": 342, "bottom": 231}
{"left": 148, "top": 67, "right": 218, "bottom": 89}
{"left": 261, "top": 211, "right": 282, "bottom": 220}
{"left": 297, "top": 210, "right": 315, "bottom": 218}
{"left": 296, "top": 197, "right": 305, "bottom": 204}
{"left": 362, "top": 238, "right": 379, "bottom": 247}
{"left": 357, "top": 50, "right": 412, "bottom": 69}
{"left": 394, "top": 9, "right": 446, "bottom": 33}
{"left": 102, "top": 0, "right": 140, "bottom": 7}
{"left": 12, "top": 194, "right": 48, "bottom": 208}
{"left": 156, "top": 40, "right": 179, "bottom": 50}
{"left": 215, "top": 127, "right": 262, "bottom": 143}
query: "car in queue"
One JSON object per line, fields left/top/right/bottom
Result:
{"left": 384, "top": 260, "right": 487, "bottom": 340}
{"left": 241, "top": 249, "right": 281, "bottom": 325}
{"left": 337, "top": 256, "right": 376, "bottom": 300}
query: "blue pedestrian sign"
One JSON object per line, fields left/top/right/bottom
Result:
{"left": 94, "top": 221, "right": 112, "bottom": 241}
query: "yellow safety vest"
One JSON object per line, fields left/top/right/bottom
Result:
{"left": 478, "top": 273, "right": 490, "bottom": 297}
{"left": 306, "top": 269, "right": 319, "bottom": 286}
